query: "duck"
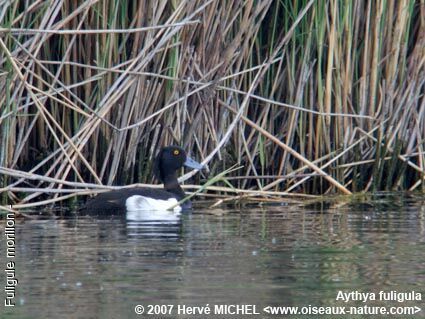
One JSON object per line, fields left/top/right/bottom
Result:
{"left": 83, "top": 146, "right": 203, "bottom": 213}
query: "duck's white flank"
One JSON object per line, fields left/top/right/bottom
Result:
{"left": 126, "top": 210, "right": 181, "bottom": 222}
{"left": 125, "top": 195, "right": 182, "bottom": 213}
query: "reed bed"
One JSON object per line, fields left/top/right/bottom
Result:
{"left": 0, "top": 0, "right": 424, "bottom": 210}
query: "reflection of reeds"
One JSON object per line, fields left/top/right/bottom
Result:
{"left": 0, "top": 1, "right": 424, "bottom": 209}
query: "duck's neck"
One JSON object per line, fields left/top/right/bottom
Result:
{"left": 163, "top": 173, "right": 185, "bottom": 199}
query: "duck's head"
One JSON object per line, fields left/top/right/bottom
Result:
{"left": 153, "top": 146, "right": 203, "bottom": 182}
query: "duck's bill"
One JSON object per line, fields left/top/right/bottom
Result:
{"left": 184, "top": 156, "right": 203, "bottom": 170}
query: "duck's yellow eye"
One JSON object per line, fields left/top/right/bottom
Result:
{"left": 173, "top": 149, "right": 180, "bottom": 155}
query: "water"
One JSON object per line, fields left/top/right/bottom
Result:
{"left": 1, "top": 194, "right": 424, "bottom": 318}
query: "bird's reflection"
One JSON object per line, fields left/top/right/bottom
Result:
{"left": 125, "top": 209, "right": 182, "bottom": 239}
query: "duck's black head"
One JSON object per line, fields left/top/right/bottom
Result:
{"left": 153, "top": 146, "right": 203, "bottom": 183}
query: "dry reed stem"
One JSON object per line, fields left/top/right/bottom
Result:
{"left": 220, "top": 100, "right": 352, "bottom": 195}
{"left": 0, "top": 21, "right": 201, "bottom": 35}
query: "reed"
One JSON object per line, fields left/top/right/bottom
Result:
{"left": 0, "top": 0, "right": 424, "bottom": 209}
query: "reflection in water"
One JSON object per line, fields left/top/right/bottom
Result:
{"left": 126, "top": 210, "right": 182, "bottom": 239}
{"left": 0, "top": 194, "right": 424, "bottom": 318}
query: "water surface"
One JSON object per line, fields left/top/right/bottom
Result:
{"left": 0, "top": 194, "right": 424, "bottom": 318}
